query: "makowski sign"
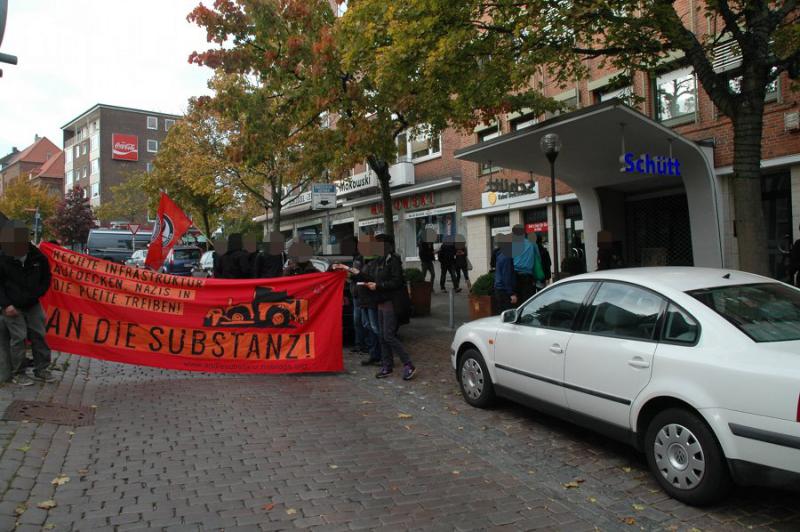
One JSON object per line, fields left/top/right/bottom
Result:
{"left": 112, "top": 134, "right": 139, "bottom": 161}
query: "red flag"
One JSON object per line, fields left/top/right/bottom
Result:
{"left": 145, "top": 192, "right": 192, "bottom": 270}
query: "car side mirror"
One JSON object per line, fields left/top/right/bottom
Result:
{"left": 501, "top": 309, "right": 518, "bottom": 323}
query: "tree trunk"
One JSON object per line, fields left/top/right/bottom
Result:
{"left": 368, "top": 156, "right": 394, "bottom": 236}
{"left": 201, "top": 211, "right": 212, "bottom": 251}
{"left": 731, "top": 101, "right": 769, "bottom": 276}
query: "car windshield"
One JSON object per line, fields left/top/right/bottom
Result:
{"left": 88, "top": 232, "right": 151, "bottom": 250}
{"left": 688, "top": 283, "right": 800, "bottom": 342}
{"left": 174, "top": 249, "right": 200, "bottom": 261}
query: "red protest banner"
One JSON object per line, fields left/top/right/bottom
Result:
{"left": 39, "top": 243, "right": 345, "bottom": 374}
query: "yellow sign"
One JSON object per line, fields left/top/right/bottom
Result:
{"left": 488, "top": 191, "right": 497, "bottom": 206}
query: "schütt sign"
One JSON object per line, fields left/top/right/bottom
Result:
{"left": 621, "top": 152, "right": 681, "bottom": 176}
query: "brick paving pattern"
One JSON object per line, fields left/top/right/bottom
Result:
{"left": 0, "top": 292, "right": 798, "bottom": 531}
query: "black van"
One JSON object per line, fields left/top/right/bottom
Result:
{"left": 86, "top": 229, "right": 152, "bottom": 263}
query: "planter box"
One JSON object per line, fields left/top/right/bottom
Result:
{"left": 409, "top": 281, "right": 432, "bottom": 316}
{"left": 468, "top": 294, "right": 493, "bottom": 321}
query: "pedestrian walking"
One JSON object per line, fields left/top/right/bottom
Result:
{"left": 216, "top": 233, "right": 252, "bottom": 279}
{"left": 536, "top": 234, "right": 552, "bottom": 284}
{"left": 0, "top": 220, "right": 56, "bottom": 385}
{"left": 453, "top": 236, "right": 470, "bottom": 291}
{"left": 336, "top": 234, "right": 416, "bottom": 380}
{"left": 417, "top": 228, "right": 436, "bottom": 288}
{"left": 511, "top": 225, "right": 543, "bottom": 302}
{"left": 437, "top": 235, "right": 458, "bottom": 292}
{"left": 493, "top": 234, "right": 517, "bottom": 315}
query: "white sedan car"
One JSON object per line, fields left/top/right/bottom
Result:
{"left": 451, "top": 267, "right": 800, "bottom": 506}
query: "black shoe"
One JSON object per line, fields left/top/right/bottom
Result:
{"left": 32, "top": 369, "right": 56, "bottom": 383}
{"left": 376, "top": 366, "right": 393, "bottom": 378}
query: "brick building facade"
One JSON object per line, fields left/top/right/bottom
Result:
{"left": 0, "top": 136, "right": 64, "bottom": 197}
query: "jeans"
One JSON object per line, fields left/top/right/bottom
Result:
{"left": 362, "top": 307, "right": 381, "bottom": 361}
{"left": 377, "top": 301, "right": 411, "bottom": 368}
{"left": 420, "top": 260, "right": 436, "bottom": 285}
{"left": 439, "top": 263, "right": 458, "bottom": 290}
{"left": 352, "top": 297, "right": 367, "bottom": 350}
{"left": 0, "top": 302, "right": 52, "bottom": 381}
{"left": 455, "top": 266, "right": 470, "bottom": 286}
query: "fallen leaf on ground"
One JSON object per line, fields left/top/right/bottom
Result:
{"left": 286, "top": 508, "right": 297, "bottom": 515}
{"left": 66, "top": 431, "right": 75, "bottom": 436}
{"left": 77, "top": 469, "right": 89, "bottom": 475}
{"left": 17, "top": 445, "right": 30, "bottom": 452}
{"left": 329, "top": 464, "right": 338, "bottom": 469}
{"left": 563, "top": 481, "right": 581, "bottom": 489}
{"left": 622, "top": 517, "right": 636, "bottom": 526}
{"left": 262, "top": 503, "right": 274, "bottom": 511}
{"left": 622, "top": 466, "right": 632, "bottom": 473}
{"left": 452, "top": 470, "right": 461, "bottom": 475}
{"left": 15, "top": 504, "right": 26, "bottom": 515}
{"left": 43, "top": 524, "right": 55, "bottom": 530}
{"left": 632, "top": 503, "right": 645, "bottom": 511}
{"left": 588, "top": 497, "right": 598, "bottom": 503}
{"left": 37, "top": 500, "right": 57, "bottom": 510}
{"left": 360, "top": 400, "right": 372, "bottom": 404}
{"left": 51, "top": 475, "right": 70, "bottom": 486}
{"left": 397, "top": 413, "right": 413, "bottom": 419}
{"left": 90, "top": 405, "right": 97, "bottom": 409}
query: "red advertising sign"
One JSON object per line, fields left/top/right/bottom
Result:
{"left": 111, "top": 133, "right": 139, "bottom": 161}
{"left": 39, "top": 243, "right": 345, "bottom": 374}
{"left": 525, "top": 222, "right": 548, "bottom": 234}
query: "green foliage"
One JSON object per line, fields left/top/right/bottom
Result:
{"left": 404, "top": 267, "right": 425, "bottom": 283}
{"left": 94, "top": 172, "right": 150, "bottom": 223}
{"left": 48, "top": 187, "right": 96, "bottom": 246}
{"left": 0, "top": 178, "right": 59, "bottom": 238}
{"left": 470, "top": 272, "right": 494, "bottom": 296}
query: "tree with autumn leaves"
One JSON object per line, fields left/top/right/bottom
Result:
{"left": 338, "top": 0, "right": 800, "bottom": 275}
{"left": 48, "top": 186, "right": 96, "bottom": 247}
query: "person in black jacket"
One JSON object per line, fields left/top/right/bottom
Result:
{"left": 216, "top": 233, "right": 252, "bottom": 279}
{"left": 437, "top": 235, "right": 458, "bottom": 291}
{"left": 790, "top": 224, "right": 800, "bottom": 287}
{"left": 417, "top": 228, "right": 436, "bottom": 288}
{"left": 0, "top": 221, "right": 55, "bottom": 385}
{"left": 336, "top": 234, "right": 416, "bottom": 380}
{"left": 253, "top": 233, "right": 285, "bottom": 279}
{"left": 453, "top": 235, "right": 470, "bottom": 292}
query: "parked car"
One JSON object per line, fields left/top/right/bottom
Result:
{"left": 451, "top": 267, "right": 800, "bottom": 506}
{"left": 125, "top": 249, "right": 147, "bottom": 268}
{"left": 161, "top": 246, "right": 202, "bottom": 276}
{"left": 86, "top": 229, "right": 152, "bottom": 264}
{"left": 191, "top": 250, "right": 216, "bottom": 277}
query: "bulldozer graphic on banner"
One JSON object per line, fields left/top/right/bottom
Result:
{"left": 203, "top": 287, "right": 309, "bottom": 328}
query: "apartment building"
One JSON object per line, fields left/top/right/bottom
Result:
{"left": 0, "top": 135, "right": 63, "bottom": 197}
{"left": 61, "top": 104, "right": 180, "bottom": 220}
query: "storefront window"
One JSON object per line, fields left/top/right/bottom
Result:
{"left": 330, "top": 223, "right": 355, "bottom": 255}
{"left": 523, "top": 207, "right": 549, "bottom": 244}
{"left": 478, "top": 126, "right": 501, "bottom": 175}
{"left": 656, "top": 66, "right": 697, "bottom": 123}
{"left": 489, "top": 213, "right": 511, "bottom": 260}
{"left": 404, "top": 210, "right": 457, "bottom": 259}
{"left": 563, "top": 203, "right": 585, "bottom": 271}
{"left": 297, "top": 224, "right": 323, "bottom": 255}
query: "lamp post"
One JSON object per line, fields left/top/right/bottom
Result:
{"left": 539, "top": 133, "right": 561, "bottom": 279}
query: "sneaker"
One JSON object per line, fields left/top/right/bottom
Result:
{"left": 402, "top": 363, "right": 417, "bottom": 381}
{"left": 32, "top": 370, "right": 56, "bottom": 383}
{"left": 11, "top": 374, "right": 34, "bottom": 386}
{"left": 360, "top": 357, "right": 381, "bottom": 366}
{"left": 375, "top": 366, "right": 393, "bottom": 379}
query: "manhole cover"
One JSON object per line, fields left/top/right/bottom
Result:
{"left": 3, "top": 401, "right": 95, "bottom": 426}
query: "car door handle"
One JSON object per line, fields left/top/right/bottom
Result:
{"left": 549, "top": 344, "right": 563, "bottom": 354}
{"left": 628, "top": 357, "right": 650, "bottom": 369}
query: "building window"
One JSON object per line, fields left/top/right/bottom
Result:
{"left": 478, "top": 125, "right": 501, "bottom": 174}
{"left": 91, "top": 182, "right": 100, "bottom": 198}
{"left": 65, "top": 148, "right": 72, "bottom": 164}
{"left": 396, "top": 126, "right": 441, "bottom": 162}
{"left": 91, "top": 159, "right": 100, "bottom": 176}
{"left": 510, "top": 114, "right": 538, "bottom": 131}
{"left": 656, "top": 66, "right": 697, "bottom": 123}
{"left": 91, "top": 133, "right": 100, "bottom": 152}
{"left": 146, "top": 162, "right": 154, "bottom": 173}
{"left": 164, "top": 119, "right": 176, "bottom": 131}
{"left": 81, "top": 142, "right": 88, "bottom": 155}
{"left": 83, "top": 166, "right": 88, "bottom": 179}
{"left": 65, "top": 170, "right": 74, "bottom": 189}
{"left": 74, "top": 145, "right": 80, "bottom": 159}
{"left": 489, "top": 213, "right": 511, "bottom": 259}
{"left": 147, "top": 139, "right": 158, "bottom": 153}
{"left": 599, "top": 86, "right": 634, "bottom": 104}
{"left": 147, "top": 116, "right": 158, "bottom": 130}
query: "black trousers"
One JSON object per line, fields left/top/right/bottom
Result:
{"left": 439, "top": 263, "right": 458, "bottom": 290}
{"left": 493, "top": 291, "right": 515, "bottom": 315}
{"left": 515, "top": 273, "right": 536, "bottom": 303}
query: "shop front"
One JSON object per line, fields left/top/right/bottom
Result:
{"left": 456, "top": 100, "right": 725, "bottom": 275}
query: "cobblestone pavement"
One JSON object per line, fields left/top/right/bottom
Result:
{"left": 0, "top": 292, "right": 798, "bottom": 531}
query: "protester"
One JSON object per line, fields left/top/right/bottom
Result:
{"left": 254, "top": 233, "right": 286, "bottom": 279}
{"left": 437, "top": 234, "right": 458, "bottom": 292}
{"left": 336, "top": 234, "right": 416, "bottom": 380}
{"left": 417, "top": 228, "right": 436, "bottom": 288}
{"left": 283, "top": 241, "right": 319, "bottom": 276}
{"left": 790, "top": 224, "right": 800, "bottom": 287}
{"left": 354, "top": 238, "right": 382, "bottom": 366}
{"left": 453, "top": 235, "right": 470, "bottom": 291}
{"left": 536, "top": 234, "right": 552, "bottom": 284}
{"left": 493, "top": 234, "right": 517, "bottom": 314}
{"left": 511, "top": 225, "right": 543, "bottom": 302}
{"left": 0, "top": 220, "right": 55, "bottom": 385}
{"left": 216, "top": 233, "right": 252, "bottom": 279}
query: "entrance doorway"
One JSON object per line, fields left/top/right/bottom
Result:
{"left": 625, "top": 194, "right": 693, "bottom": 267}
{"left": 761, "top": 171, "right": 793, "bottom": 280}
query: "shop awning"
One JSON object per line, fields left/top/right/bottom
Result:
{"left": 455, "top": 99, "right": 725, "bottom": 269}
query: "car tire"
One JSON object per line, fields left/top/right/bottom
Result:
{"left": 457, "top": 348, "right": 495, "bottom": 408}
{"left": 644, "top": 408, "right": 732, "bottom": 506}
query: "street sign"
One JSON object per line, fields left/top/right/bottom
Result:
{"left": 311, "top": 183, "right": 337, "bottom": 210}
{"left": 128, "top": 224, "right": 141, "bottom": 235}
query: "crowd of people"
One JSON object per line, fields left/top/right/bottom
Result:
{"left": 417, "top": 229, "right": 472, "bottom": 293}
{"left": 492, "top": 225, "right": 552, "bottom": 313}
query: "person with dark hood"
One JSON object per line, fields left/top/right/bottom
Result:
{"left": 283, "top": 241, "right": 319, "bottom": 276}
{"left": 0, "top": 220, "right": 55, "bottom": 385}
{"left": 335, "top": 234, "right": 416, "bottom": 380}
{"left": 216, "top": 233, "right": 253, "bottom": 279}
{"left": 453, "top": 235, "right": 470, "bottom": 291}
{"left": 493, "top": 234, "right": 517, "bottom": 314}
{"left": 254, "top": 233, "right": 286, "bottom": 279}
{"left": 417, "top": 227, "right": 436, "bottom": 288}
{"left": 437, "top": 234, "right": 458, "bottom": 292}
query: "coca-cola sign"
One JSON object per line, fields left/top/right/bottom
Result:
{"left": 111, "top": 133, "right": 138, "bottom": 161}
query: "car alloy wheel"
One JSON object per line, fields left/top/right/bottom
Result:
{"left": 653, "top": 423, "right": 705, "bottom": 490}
{"left": 457, "top": 348, "right": 494, "bottom": 408}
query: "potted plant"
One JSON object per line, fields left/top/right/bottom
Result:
{"left": 404, "top": 267, "right": 431, "bottom": 316}
{"left": 469, "top": 272, "right": 494, "bottom": 320}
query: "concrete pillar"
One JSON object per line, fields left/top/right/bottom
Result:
{"left": 467, "top": 216, "right": 490, "bottom": 278}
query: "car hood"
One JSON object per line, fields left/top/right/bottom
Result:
{"left": 468, "top": 316, "right": 502, "bottom": 327}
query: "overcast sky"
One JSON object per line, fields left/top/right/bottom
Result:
{"left": 0, "top": 0, "right": 213, "bottom": 155}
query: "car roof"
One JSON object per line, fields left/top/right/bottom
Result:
{"left": 563, "top": 267, "right": 775, "bottom": 293}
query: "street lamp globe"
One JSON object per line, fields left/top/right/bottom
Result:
{"left": 539, "top": 133, "right": 561, "bottom": 162}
